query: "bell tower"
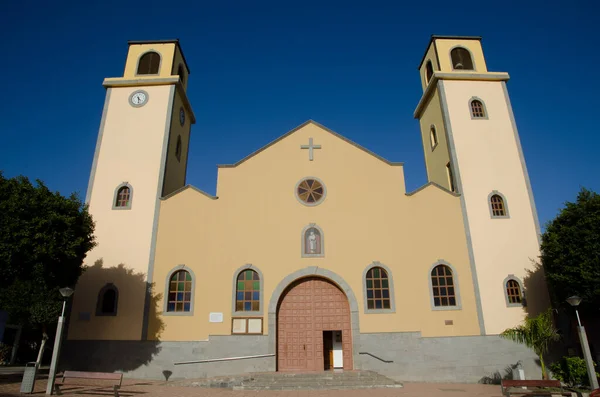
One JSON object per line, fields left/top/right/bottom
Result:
{"left": 69, "top": 40, "right": 195, "bottom": 341}
{"left": 414, "top": 35, "right": 548, "bottom": 335}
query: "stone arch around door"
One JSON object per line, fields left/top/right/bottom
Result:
{"left": 267, "top": 267, "right": 360, "bottom": 371}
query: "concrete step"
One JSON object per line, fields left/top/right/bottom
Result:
{"left": 239, "top": 382, "right": 400, "bottom": 388}
{"left": 235, "top": 371, "right": 403, "bottom": 390}
{"left": 236, "top": 385, "right": 403, "bottom": 391}
{"left": 172, "top": 370, "right": 403, "bottom": 390}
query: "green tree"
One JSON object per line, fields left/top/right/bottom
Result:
{"left": 500, "top": 309, "right": 560, "bottom": 379}
{"left": 0, "top": 172, "right": 95, "bottom": 360}
{"left": 541, "top": 188, "right": 600, "bottom": 308}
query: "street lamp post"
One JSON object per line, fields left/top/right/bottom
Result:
{"left": 45, "top": 287, "right": 74, "bottom": 395}
{"left": 566, "top": 295, "right": 599, "bottom": 390}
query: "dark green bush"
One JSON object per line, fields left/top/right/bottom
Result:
{"left": 550, "top": 356, "right": 599, "bottom": 387}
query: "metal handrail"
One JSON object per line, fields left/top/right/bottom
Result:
{"left": 174, "top": 353, "right": 275, "bottom": 365}
{"left": 358, "top": 352, "right": 393, "bottom": 363}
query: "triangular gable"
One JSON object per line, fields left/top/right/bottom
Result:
{"left": 217, "top": 120, "right": 403, "bottom": 168}
{"left": 161, "top": 184, "right": 218, "bottom": 201}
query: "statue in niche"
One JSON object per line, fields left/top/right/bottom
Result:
{"left": 304, "top": 227, "right": 322, "bottom": 255}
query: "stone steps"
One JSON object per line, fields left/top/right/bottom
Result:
{"left": 236, "top": 371, "right": 403, "bottom": 390}
{"left": 172, "top": 370, "right": 403, "bottom": 390}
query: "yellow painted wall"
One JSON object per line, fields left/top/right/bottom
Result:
{"left": 69, "top": 84, "right": 174, "bottom": 340}
{"left": 434, "top": 39, "right": 488, "bottom": 73}
{"left": 442, "top": 80, "right": 546, "bottom": 334}
{"left": 418, "top": 89, "right": 451, "bottom": 189}
{"left": 162, "top": 87, "right": 191, "bottom": 196}
{"left": 147, "top": 122, "right": 480, "bottom": 342}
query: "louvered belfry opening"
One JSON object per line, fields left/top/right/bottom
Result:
{"left": 425, "top": 61, "right": 434, "bottom": 83}
{"left": 177, "top": 64, "right": 185, "bottom": 84}
{"left": 137, "top": 51, "right": 160, "bottom": 75}
{"left": 450, "top": 48, "right": 474, "bottom": 70}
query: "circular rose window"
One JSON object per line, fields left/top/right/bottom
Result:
{"left": 296, "top": 178, "right": 326, "bottom": 206}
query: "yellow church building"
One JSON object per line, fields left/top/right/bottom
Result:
{"left": 63, "top": 35, "right": 549, "bottom": 382}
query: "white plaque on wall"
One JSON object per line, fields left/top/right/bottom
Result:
{"left": 209, "top": 312, "right": 223, "bottom": 323}
{"left": 78, "top": 312, "right": 91, "bottom": 321}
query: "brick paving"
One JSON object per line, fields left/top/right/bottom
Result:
{"left": 0, "top": 373, "right": 504, "bottom": 397}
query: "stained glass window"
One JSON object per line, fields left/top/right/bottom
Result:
{"left": 506, "top": 280, "right": 522, "bottom": 304}
{"left": 236, "top": 269, "right": 260, "bottom": 312}
{"left": 490, "top": 194, "right": 506, "bottom": 217}
{"left": 431, "top": 265, "right": 457, "bottom": 307}
{"left": 366, "top": 267, "right": 391, "bottom": 310}
{"left": 471, "top": 100, "right": 485, "bottom": 118}
{"left": 167, "top": 270, "right": 192, "bottom": 312}
{"left": 115, "top": 186, "right": 130, "bottom": 208}
{"left": 297, "top": 179, "right": 324, "bottom": 205}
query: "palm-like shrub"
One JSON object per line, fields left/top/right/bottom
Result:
{"left": 500, "top": 309, "right": 560, "bottom": 379}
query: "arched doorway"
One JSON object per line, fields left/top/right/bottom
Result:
{"left": 277, "top": 277, "right": 353, "bottom": 371}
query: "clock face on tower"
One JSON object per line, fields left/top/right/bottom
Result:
{"left": 129, "top": 90, "right": 149, "bottom": 107}
{"left": 179, "top": 107, "right": 185, "bottom": 126}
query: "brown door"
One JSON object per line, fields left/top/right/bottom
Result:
{"left": 323, "top": 331, "right": 333, "bottom": 370}
{"left": 277, "top": 277, "right": 352, "bottom": 371}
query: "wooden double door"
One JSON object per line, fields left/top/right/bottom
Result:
{"left": 277, "top": 277, "right": 353, "bottom": 371}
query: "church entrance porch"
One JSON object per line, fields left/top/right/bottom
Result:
{"left": 276, "top": 277, "right": 353, "bottom": 371}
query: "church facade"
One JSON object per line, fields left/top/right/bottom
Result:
{"left": 64, "top": 36, "right": 549, "bottom": 382}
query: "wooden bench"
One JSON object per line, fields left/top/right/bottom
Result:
{"left": 500, "top": 380, "right": 571, "bottom": 396}
{"left": 55, "top": 371, "right": 123, "bottom": 397}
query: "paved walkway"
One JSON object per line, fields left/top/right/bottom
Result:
{"left": 0, "top": 374, "right": 504, "bottom": 397}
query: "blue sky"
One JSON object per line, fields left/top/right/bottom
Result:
{"left": 0, "top": 0, "right": 598, "bottom": 227}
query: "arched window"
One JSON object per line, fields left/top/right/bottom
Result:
{"left": 470, "top": 99, "right": 486, "bottom": 118}
{"left": 177, "top": 64, "right": 185, "bottom": 85}
{"left": 431, "top": 265, "right": 457, "bottom": 307}
{"left": 167, "top": 270, "right": 192, "bottom": 312}
{"left": 430, "top": 125, "right": 438, "bottom": 150}
{"left": 506, "top": 279, "right": 522, "bottom": 304}
{"left": 446, "top": 162, "right": 456, "bottom": 193}
{"left": 425, "top": 60, "right": 434, "bottom": 84}
{"left": 113, "top": 184, "right": 132, "bottom": 209}
{"left": 489, "top": 192, "right": 508, "bottom": 218}
{"left": 450, "top": 47, "right": 474, "bottom": 70}
{"left": 365, "top": 266, "right": 391, "bottom": 310}
{"left": 96, "top": 283, "right": 118, "bottom": 316}
{"left": 236, "top": 269, "right": 260, "bottom": 312}
{"left": 175, "top": 135, "right": 182, "bottom": 162}
{"left": 137, "top": 51, "right": 160, "bottom": 75}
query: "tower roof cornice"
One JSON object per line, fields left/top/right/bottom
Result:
{"left": 413, "top": 72, "right": 510, "bottom": 119}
